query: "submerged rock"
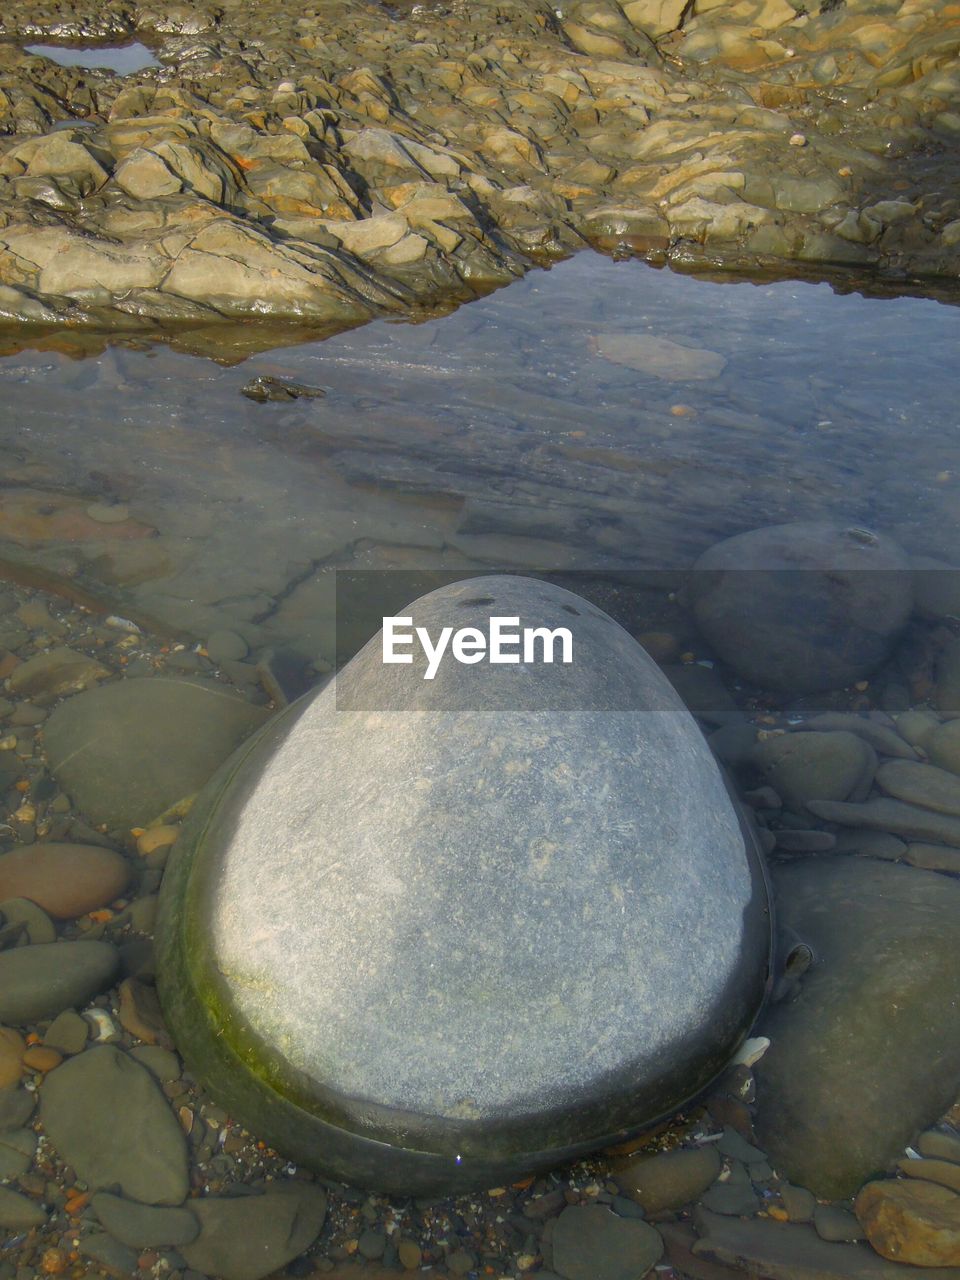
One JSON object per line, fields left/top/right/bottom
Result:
{"left": 40, "top": 1045, "right": 189, "bottom": 1206}
{"left": 688, "top": 523, "right": 912, "bottom": 695}
{"left": 754, "top": 858, "right": 960, "bottom": 1200}
{"left": 157, "top": 575, "right": 772, "bottom": 1194}
{"left": 43, "top": 677, "right": 271, "bottom": 829}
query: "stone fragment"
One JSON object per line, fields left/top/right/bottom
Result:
{"left": 689, "top": 524, "right": 912, "bottom": 695}
{"left": 44, "top": 678, "right": 270, "bottom": 830}
{"left": 157, "top": 576, "right": 771, "bottom": 1194}
{"left": 42, "top": 1009, "right": 88, "bottom": 1055}
{"left": 0, "top": 942, "right": 119, "bottom": 1024}
{"left": 0, "top": 843, "right": 130, "bottom": 919}
{"left": 918, "top": 1130, "right": 960, "bottom": 1165}
{"left": 40, "top": 1045, "right": 188, "bottom": 1205}
{"left": 856, "top": 1179, "right": 960, "bottom": 1266}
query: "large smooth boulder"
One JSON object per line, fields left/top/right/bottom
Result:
{"left": 157, "top": 576, "right": 772, "bottom": 1194}
{"left": 754, "top": 858, "right": 960, "bottom": 1199}
{"left": 43, "top": 677, "right": 271, "bottom": 830}
{"left": 688, "top": 523, "right": 912, "bottom": 695}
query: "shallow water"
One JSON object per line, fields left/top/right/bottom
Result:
{"left": 1, "top": 252, "right": 959, "bottom": 660}
{"left": 23, "top": 41, "right": 160, "bottom": 73}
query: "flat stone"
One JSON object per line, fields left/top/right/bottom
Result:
{"left": 0, "top": 1185, "right": 46, "bottom": 1229}
{"left": 807, "top": 798, "right": 960, "bottom": 848}
{"left": 0, "top": 1027, "right": 24, "bottom": 1089}
{"left": 919, "top": 1130, "right": 960, "bottom": 1165}
{"left": 0, "top": 1087, "right": 34, "bottom": 1131}
{"left": 43, "top": 677, "right": 271, "bottom": 830}
{"left": 0, "top": 1127, "right": 35, "bottom": 1178}
{"left": 206, "top": 630, "right": 248, "bottom": 663}
{"left": 0, "top": 843, "right": 130, "bottom": 919}
{"left": 615, "top": 1145, "right": 721, "bottom": 1215}
{"left": 904, "top": 843, "right": 960, "bottom": 873}
{"left": 178, "top": 1183, "right": 327, "bottom": 1280}
{"left": 855, "top": 1180, "right": 960, "bottom": 1266}
{"left": 40, "top": 1045, "right": 188, "bottom": 1205}
{"left": 699, "top": 1179, "right": 760, "bottom": 1216}
{"left": 780, "top": 1184, "right": 816, "bottom": 1222}
{"left": 43, "top": 1009, "right": 89, "bottom": 1055}
{"left": 752, "top": 732, "right": 874, "bottom": 812}
{"left": 814, "top": 1205, "right": 864, "bottom": 1242}
{"left": 876, "top": 761, "right": 960, "bottom": 816}
{"left": 689, "top": 524, "right": 912, "bottom": 695}
{"left": 692, "top": 1207, "right": 960, "bottom": 1280}
{"left": 754, "top": 859, "right": 960, "bottom": 1200}
{"left": 596, "top": 333, "right": 727, "bottom": 381}
{"left": 8, "top": 646, "right": 109, "bottom": 697}
{"left": 924, "top": 720, "right": 960, "bottom": 778}
{"left": 793, "top": 714, "right": 919, "bottom": 761}
{"left": 833, "top": 830, "right": 907, "bottom": 860}
{"left": 552, "top": 1205, "right": 663, "bottom": 1280}
{"left": 91, "top": 1191, "right": 200, "bottom": 1247}
{"left": 0, "top": 941, "right": 119, "bottom": 1024}
{"left": 900, "top": 1159, "right": 960, "bottom": 1194}
{"left": 157, "top": 575, "right": 771, "bottom": 1194}
{"left": 77, "top": 1233, "right": 141, "bottom": 1278}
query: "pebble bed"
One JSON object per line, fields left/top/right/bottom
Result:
{"left": 0, "top": 567, "right": 959, "bottom": 1280}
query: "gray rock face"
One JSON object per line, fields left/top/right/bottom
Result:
{"left": 40, "top": 1045, "right": 189, "bottom": 1205}
{"left": 158, "top": 575, "right": 772, "bottom": 1194}
{"left": 754, "top": 858, "right": 960, "bottom": 1199}
{"left": 688, "top": 523, "right": 912, "bottom": 694}
{"left": 43, "top": 677, "right": 271, "bottom": 829}
{"left": 552, "top": 1205, "right": 663, "bottom": 1280}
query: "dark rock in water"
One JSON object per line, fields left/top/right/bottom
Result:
{"left": 178, "top": 1183, "right": 327, "bottom": 1280}
{"left": 43, "top": 677, "right": 271, "bottom": 829}
{"left": 157, "top": 575, "right": 772, "bottom": 1194}
{"left": 688, "top": 523, "right": 912, "bottom": 695}
{"left": 0, "top": 941, "right": 118, "bottom": 1023}
{"left": 241, "top": 375, "right": 327, "bottom": 402}
{"left": 91, "top": 1192, "right": 200, "bottom": 1248}
{"left": 41, "top": 1045, "right": 188, "bottom": 1206}
{"left": 807, "top": 797, "right": 960, "bottom": 848}
{"left": 552, "top": 1205, "right": 663, "bottom": 1280}
{"left": 754, "top": 858, "right": 960, "bottom": 1200}
{"left": 751, "top": 731, "right": 875, "bottom": 812}
{"left": 614, "top": 1145, "right": 721, "bottom": 1215}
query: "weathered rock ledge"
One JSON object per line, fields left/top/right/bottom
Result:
{"left": 0, "top": 0, "right": 958, "bottom": 329}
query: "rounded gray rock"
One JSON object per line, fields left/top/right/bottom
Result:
{"left": 0, "top": 941, "right": 119, "bottom": 1024}
{"left": 688, "top": 522, "right": 912, "bottom": 694}
{"left": 157, "top": 575, "right": 772, "bottom": 1194}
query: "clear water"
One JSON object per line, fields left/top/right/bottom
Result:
{"left": 0, "top": 252, "right": 958, "bottom": 657}
{"left": 24, "top": 41, "right": 160, "bottom": 73}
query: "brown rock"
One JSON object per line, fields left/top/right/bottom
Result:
{"left": 900, "top": 1159, "right": 960, "bottom": 1195}
{"left": 0, "top": 844, "right": 130, "bottom": 919}
{"left": 22, "top": 1044, "right": 62, "bottom": 1072}
{"left": 856, "top": 1179, "right": 960, "bottom": 1266}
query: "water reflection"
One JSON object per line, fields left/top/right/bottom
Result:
{"left": 24, "top": 41, "right": 160, "bottom": 73}
{"left": 0, "top": 253, "right": 957, "bottom": 662}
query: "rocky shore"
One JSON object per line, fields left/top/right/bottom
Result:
{"left": 0, "top": 0, "right": 958, "bottom": 331}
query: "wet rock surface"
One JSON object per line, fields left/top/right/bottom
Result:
{"left": 0, "top": 0, "right": 958, "bottom": 331}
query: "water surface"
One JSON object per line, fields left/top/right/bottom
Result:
{"left": 0, "top": 253, "right": 958, "bottom": 659}
{"left": 24, "top": 41, "right": 160, "bottom": 73}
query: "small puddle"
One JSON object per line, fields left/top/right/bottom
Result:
{"left": 24, "top": 41, "right": 160, "bottom": 73}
